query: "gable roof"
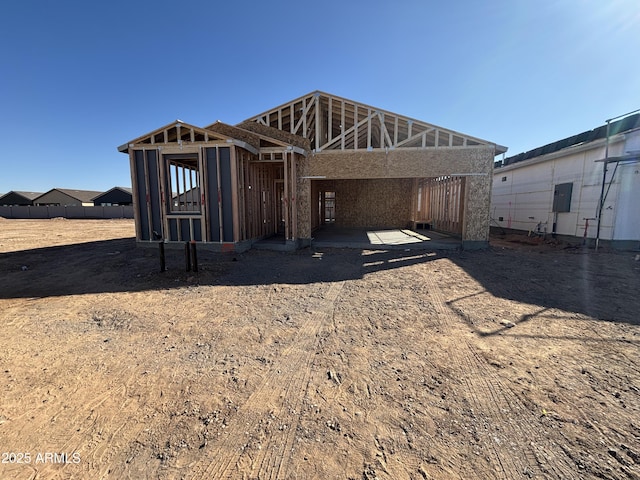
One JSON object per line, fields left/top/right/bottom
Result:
{"left": 244, "top": 90, "right": 506, "bottom": 154}
{"left": 501, "top": 113, "right": 640, "bottom": 167}
{"left": 0, "top": 191, "right": 43, "bottom": 201}
{"left": 91, "top": 186, "right": 133, "bottom": 201}
{"left": 118, "top": 91, "right": 506, "bottom": 156}
{"left": 35, "top": 188, "right": 103, "bottom": 203}
{"left": 118, "top": 120, "right": 246, "bottom": 153}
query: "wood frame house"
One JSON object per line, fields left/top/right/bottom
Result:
{"left": 119, "top": 91, "right": 506, "bottom": 251}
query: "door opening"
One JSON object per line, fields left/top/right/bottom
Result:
{"left": 322, "top": 191, "right": 335, "bottom": 224}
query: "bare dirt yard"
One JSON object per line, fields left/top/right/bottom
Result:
{"left": 1, "top": 218, "right": 639, "bottom": 480}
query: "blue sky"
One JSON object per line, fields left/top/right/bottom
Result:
{"left": 1, "top": 0, "right": 639, "bottom": 193}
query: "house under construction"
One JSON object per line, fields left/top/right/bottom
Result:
{"left": 118, "top": 91, "right": 506, "bottom": 251}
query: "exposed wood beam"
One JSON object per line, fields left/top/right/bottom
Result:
{"left": 293, "top": 97, "right": 314, "bottom": 136}
{"left": 341, "top": 101, "right": 345, "bottom": 150}
{"left": 327, "top": 96, "right": 332, "bottom": 147}
{"left": 394, "top": 116, "right": 398, "bottom": 146}
{"left": 318, "top": 110, "right": 376, "bottom": 151}
{"left": 378, "top": 112, "right": 393, "bottom": 148}
{"left": 354, "top": 105, "right": 359, "bottom": 150}
{"left": 367, "top": 109, "right": 372, "bottom": 149}
{"left": 315, "top": 94, "right": 320, "bottom": 151}
{"left": 395, "top": 127, "right": 435, "bottom": 148}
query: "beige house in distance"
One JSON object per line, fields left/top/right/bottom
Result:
{"left": 119, "top": 91, "right": 506, "bottom": 251}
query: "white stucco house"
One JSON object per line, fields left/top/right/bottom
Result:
{"left": 492, "top": 112, "right": 640, "bottom": 249}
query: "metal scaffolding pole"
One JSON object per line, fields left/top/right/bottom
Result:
{"left": 595, "top": 108, "right": 640, "bottom": 251}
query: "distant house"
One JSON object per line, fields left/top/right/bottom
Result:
{"left": 0, "top": 191, "right": 43, "bottom": 206}
{"left": 33, "top": 188, "right": 103, "bottom": 207}
{"left": 492, "top": 113, "right": 640, "bottom": 248}
{"left": 172, "top": 187, "right": 200, "bottom": 210}
{"left": 92, "top": 187, "right": 133, "bottom": 206}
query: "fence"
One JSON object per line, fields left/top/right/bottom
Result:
{"left": 0, "top": 205, "right": 134, "bottom": 219}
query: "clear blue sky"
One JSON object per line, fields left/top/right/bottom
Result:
{"left": 1, "top": 0, "right": 639, "bottom": 193}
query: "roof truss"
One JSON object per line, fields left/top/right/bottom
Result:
{"left": 119, "top": 121, "right": 236, "bottom": 152}
{"left": 245, "top": 91, "right": 496, "bottom": 152}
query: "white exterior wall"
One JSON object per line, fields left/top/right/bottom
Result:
{"left": 492, "top": 129, "right": 640, "bottom": 242}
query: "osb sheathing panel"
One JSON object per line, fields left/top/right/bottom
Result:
{"left": 463, "top": 175, "right": 492, "bottom": 241}
{"left": 206, "top": 122, "right": 261, "bottom": 150}
{"left": 333, "top": 179, "right": 414, "bottom": 228}
{"left": 307, "top": 147, "right": 494, "bottom": 179}
{"left": 295, "top": 153, "right": 312, "bottom": 239}
{"left": 238, "top": 122, "right": 311, "bottom": 150}
{"left": 305, "top": 147, "right": 494, "bottom": 241}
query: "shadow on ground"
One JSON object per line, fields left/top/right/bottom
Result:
{"left": 0, "top": 237, "right": 440, "bottom": 299}
{"left": 446, "top": 246, "right": 640, "bottom": 327}
{"left": 1, "top": 236, "right": 639, "bottom": 327}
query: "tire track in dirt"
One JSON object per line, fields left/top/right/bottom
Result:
{"left": 29, "top": 365, "right": 149, "bottom": 479}
{"left": 422, "top": 269, "right": 545, "bottom": 479}
{"left": 460, "top": 344, "right": 581, "bottom": 479}
{"left": 187, "top": 281, "right": 345, "bottom": 480}
{"left": 425, "top": 264, "right": 584, "bottom": 479}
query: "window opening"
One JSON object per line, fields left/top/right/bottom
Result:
{"left": 167, "top": 157, "right": 201, "bottom": 213}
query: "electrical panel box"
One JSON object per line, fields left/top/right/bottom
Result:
{"left": 553, "top": 182, "right": 573, "bottom": 213}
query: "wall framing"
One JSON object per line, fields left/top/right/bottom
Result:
{"left": 120, "top": 91, "right": 505, "bottom": 250}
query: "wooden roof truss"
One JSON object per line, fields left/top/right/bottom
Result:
{"left": 118, "top": 121, "right": 259, "bottom": 154}
{"left": 246, "top": 91, "right": 494, "bottom": 153}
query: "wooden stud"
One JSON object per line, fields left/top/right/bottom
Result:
{"left": 216, "top": 146, "right": 223, "bottom": 242}
{"left": 318, "top": 112, "right": 375, "bottom": 151}
{"left": 367, "top": 109, "right": 372, "bottom": 149}
{"left": 327, "top": 96, "right": 332, "bottom": 148}
{"left": 354, "top": 105, "right": 359, "bottom": 150}
{"left": 341, "top": 101, "right": 345, "bottom": 150}
{"left": 283, "top": 151, "right": 288, "bottom": 240}
{"left": 158, "top": 150, "right": 169, "bottom": 240}
{"left": 142, "top": 149, "right": 153, "bottom": 241}
{"left": 378, "top": 113, "right": 392, "bottom": 148}
{"left": 229, "top": 146, "right": 240, "bottom": 242}
{"left": 129, "top": 149, "right": 141, "bottom": 241}
{"left": 291, "top": 152, "right": 297, "bottom": 240}
{"left": 394, "top": 116, "right": 398, "bottom": 147}
{"left": 199, "top": 146, "right": 209, "bottom": 242}
{"left": 315, "top": 95, "right": 321, "bottom": 151}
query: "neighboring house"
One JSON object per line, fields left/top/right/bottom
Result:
{"left": 172, "top": 187, "right": 200, "bottom": 210}
{"left": 0, "top": 191, "right": 43, "bottom": 206}
{"left": 92, "top": 187, "right": 133, "bottom": 206}
{"left": 34, "top": 188, "right": 103, "bottom": 207}
{"left": 119, "top": 91, "right": 506, "bottom": 251}
{"left": 492, "top": 113, "right": 640, "bottom": 248}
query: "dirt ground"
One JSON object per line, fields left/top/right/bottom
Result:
{"left": 1, "top": 218, "right": 639, "bottom": 480}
